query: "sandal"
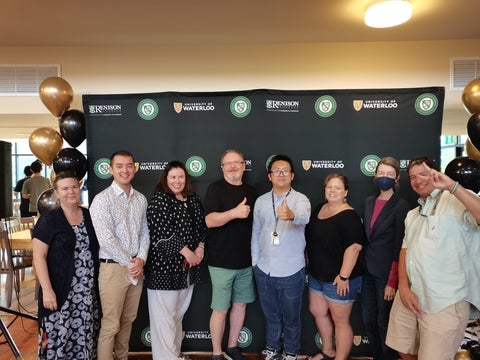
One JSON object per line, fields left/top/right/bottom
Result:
{"left": 307, "top": 351, "right": 335, "bottom": 360}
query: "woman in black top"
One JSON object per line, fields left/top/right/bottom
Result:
{"left": 145, "top": 161, "right": 207, "bottom": 360}
{"left": 306, "top": 173, "right": 365, "bottom": 360}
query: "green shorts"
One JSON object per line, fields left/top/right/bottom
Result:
{"left": 208, "top": 266, "right": 256, "bottom": 311}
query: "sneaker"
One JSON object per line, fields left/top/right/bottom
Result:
{"left": 225, "top": 346, "right": 246, "bottom": 360}
{"left": 211, "top": 355, "right": 224, "bottom": 360}
{"left": 262, "top": 347, "right": 280, "bottom": 360}
{"left": 282, "top": 353, "right": 297, "bottom": 360}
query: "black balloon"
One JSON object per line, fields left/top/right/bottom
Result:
{"left": 37, "top": 188, "right": 58, "bottom": 216}
{"left": 467, "top": 112, "right": 480, "bottom": 150}
{"left": 445, "top": 156, "right": 480, "bottom": 193}
{"left": 59, "top": 109, "right": 86, "bottom": 148}
{"left": 53, "top": 147, "right": 88, "bottom": 180}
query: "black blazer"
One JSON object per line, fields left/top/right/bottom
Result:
{"left": 363, "top": 192, "right": 410, "bottom": 279}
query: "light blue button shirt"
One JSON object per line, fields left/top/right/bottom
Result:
{"left": 251, "top": 188, "right": 311, "bottom": 277}
{"left": 403, "top": 189, "right": 480, "bottom": 313}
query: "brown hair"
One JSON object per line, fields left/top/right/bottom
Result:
{"left": 154, "top": 160, "right": 194, "bottom": 197}
{"left": 53, "top": 171, "right": 79, "bottom": 189}
{"left": 324, "top": 173, "right": 349, "bottom": 190}
{"left": 375, "top": 156, "right": 400, "bottom": 191}
{"left": 407, "top": 156, "right": 440, "bottom": 174}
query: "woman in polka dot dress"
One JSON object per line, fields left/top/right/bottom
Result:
{"left": 145, "top": 160, "right": 207, "bottom": 360}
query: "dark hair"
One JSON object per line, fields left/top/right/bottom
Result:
{"left": 267, "top": 154, "right": 295, "bottom": 173}
{"left": 30, "top": 160, "right": 42, "bottom": 173}
{"left": 110, "top": 150, "right": 135, "bottom": 163}
{"left": 154, "top": 161, "right": 194, "bottom": 197}
{"left": 23, "top": 165, "right": 32, "bottom": 177}
{"left": 53, "top": 171, "right": 79, "bottom": 189}
{"left": 407, "top": 156, "right": 440, "bottom": 174}
{"left": 324, "top": 173, "right": 349, "bottom": 190}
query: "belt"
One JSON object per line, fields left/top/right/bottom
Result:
{"left": 99, "top": 258, "right": 118, "bottom": 264}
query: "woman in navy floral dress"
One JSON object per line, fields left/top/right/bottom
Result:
{"left": 32, "top": 171, "right": 101, "bottom": 359}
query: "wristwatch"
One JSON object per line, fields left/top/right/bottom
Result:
{"left": 339, "top": 274, "right": 349, "bottom": 281}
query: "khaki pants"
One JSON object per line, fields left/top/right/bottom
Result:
{"left": 97, "top": 263, "right": 144, "bottom": 360}
{"left": 386, "top": 293, "right": 469, "bottom": 360}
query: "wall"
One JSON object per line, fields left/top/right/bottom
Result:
{"left": 1, "top": 39, "right": 479, "bottom": 135}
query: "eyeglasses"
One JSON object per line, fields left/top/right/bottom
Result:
{"left": 270, "top": 169, "right": 291, "bottom": 176}
{"left": 222, "top": 160, "right": 244, "bottom": 167}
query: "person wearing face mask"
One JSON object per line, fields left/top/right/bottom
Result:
{"left": 361, "top": 157, "right": 410, "bottom": 360}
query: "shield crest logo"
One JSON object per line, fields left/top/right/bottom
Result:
{"left": 302, "top": 160, "right": 312, "bottom": 171}
{"left": 353, "top": 100, "right": 363, "bottom": 111}
{"left": 421, "top": 99, "right": 432, "bottom": 110}
{"left": 173, "top": 102, "right": 183, "bottom": 113}
{"left": 353, "top": 336, "right": 362, "bottom": 346}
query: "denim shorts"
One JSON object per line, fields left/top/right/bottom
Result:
{"left": 308, "top": 274, "right": 362, "bottom": 304}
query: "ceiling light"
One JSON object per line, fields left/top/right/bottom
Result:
{"left": 365, "top": 0, "right": 412, "bottom": 28}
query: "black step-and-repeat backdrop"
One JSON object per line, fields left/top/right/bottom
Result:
{"left": 83, "top": 87, "right": 444, "bottom": 356}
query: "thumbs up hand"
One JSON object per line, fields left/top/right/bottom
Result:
{"left": 277, "top": 197, "right": 293, "bottom": 221}
{"left": 235, "top": 197, "right": 251, "bottom": 219}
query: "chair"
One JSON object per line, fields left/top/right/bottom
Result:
{"left": 19, "top": 216, "right": 36, "bottom": 231}
{"left": 5, "top": 218, "right": 21, "bottom": 233}
{"left": 5, "top": 218, "right": 31, "bottom": 280}
{"left": 0, "top": 230, "right": 33, "bottom": 308}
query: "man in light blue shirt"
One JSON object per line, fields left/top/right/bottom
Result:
{"left": 386, "top": 156, "right": 480, "bottom": 360}
{"left": 251, "top": 154, "right": 311, "bottom": 360}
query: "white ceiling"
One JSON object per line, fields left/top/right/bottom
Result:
{"left": 0, "top": 0, "right": 479, "bottom": 139}
{"left": 1, "top": 0, "right": 478, "bottom": 46}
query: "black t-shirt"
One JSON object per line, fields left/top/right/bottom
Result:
{"left": 204, "top": 178, "right": 258, "bottom": 269}
{"left": 14, "top": 177, "right": 30, "bottom": 215}
{"left": 306, "top": 204, "right": 365, "bottom": 282}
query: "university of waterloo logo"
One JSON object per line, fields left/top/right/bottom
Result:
{"left": 173, "top": 102, "right": 182, "bottom": 113}
{"left": 353, "top": 100, "right": 363, "bottom": 111}
{"left": 302, "top": 160, "right": 312, "bottom": 171}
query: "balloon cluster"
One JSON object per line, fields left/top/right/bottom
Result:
{"left": 30, "top": 77, "right": 88, "bottom": 213}
{"left": 445, "top": 78, "right": 480, "bottom": 193}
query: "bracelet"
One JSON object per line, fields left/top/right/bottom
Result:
{"left": 339, "top": 274, "right": 349, "bottom": 281}
{"left": 450, "top": 181, "right": 459, "bottom": 194}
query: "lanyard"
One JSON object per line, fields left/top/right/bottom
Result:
{"left": 271, "top": 189, "right": 291, "bottom": 236}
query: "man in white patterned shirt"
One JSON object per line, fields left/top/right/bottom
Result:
{"left": 90, "top": 150, "right": 150, "bottom": 360}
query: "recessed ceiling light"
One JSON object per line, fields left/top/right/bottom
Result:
{"left": 365, "top": 0, "right": 412, "bottom": 28}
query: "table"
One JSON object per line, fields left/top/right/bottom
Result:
{"left": 9, "top": 229, "right": 33, "bottom": 250}
{"left": 8, "top": 229, "right": 37, "bottom": 301}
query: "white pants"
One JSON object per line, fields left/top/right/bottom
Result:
{"left": 147, "top": 286, "right": 194, "bottom": 360}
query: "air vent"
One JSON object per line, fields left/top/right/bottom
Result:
{"left": 0, "top": 65, "right": 60, "bottom": 95}
{"left": 451, "top": 58, "right": 480, "bottom": 91}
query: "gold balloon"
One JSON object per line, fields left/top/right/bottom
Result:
{"left": 29, "top": 127, "right": 63, "bottom": 166}
{"left": 39, "top": 76, "right": 74, "bottom": 117}
{"left": 462, "top": 78, "right": 480, "bottom": 115}
{"left": 454, "top": 349, "right": 471, "bottom": 360}
{"left": 49, "top": 168, "right": 56, "bottom": 186}
{"left": 465, "top": 138, "right": 480, "bottom": 162}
